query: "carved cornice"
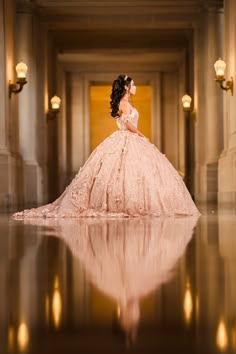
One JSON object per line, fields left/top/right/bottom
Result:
{"left": 16, "top": 0, "right": 36, "bottom": 14}
{"left": 203, "top": 0, "right": 224, "bottom": 13}
{"left": 49, "top": 28, "right": 191, "bottom": 53}
{"left": 203, "top": 0, "right": 224, "bottom": 8}
{"left": 31, "top": 0, "right": 222, "bottom": 9}
{"left": 21, "top": 0, "right": 224, "bottom": 16}
{"left": 56, "top": 49, "right": 184, "bottom": 75}
{"left": 16, "top": 0, "right": 224, "bottom": 16}
{"left": 15, "top": 0, "right": 223, "bottom": 31}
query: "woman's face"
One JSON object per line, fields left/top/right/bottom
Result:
{"left": 129, "top": 80, "right": 136, "bottom": 95}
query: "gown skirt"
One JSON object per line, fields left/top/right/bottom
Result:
{"left": 12, "top": 127, "right": 200, "bottom": 218}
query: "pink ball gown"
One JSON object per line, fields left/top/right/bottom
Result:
{"left": 13, "top": 107, "right": 200, "bottom": 218}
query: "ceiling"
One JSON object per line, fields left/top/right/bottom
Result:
{"left": 18, "top": 0, "right": 224, "bottom": 22}
{"left": 15, "top": 0, "right": 224, "bottom": 76}
{"left": 32, "top": 0, "right": 223, "bottom": 9}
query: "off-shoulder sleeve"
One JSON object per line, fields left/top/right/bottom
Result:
{"left": 116, "top": 114, "right": 133, "bottom": 130}
{"left": 121, "top": 114, "right": 132, "bottom": 122}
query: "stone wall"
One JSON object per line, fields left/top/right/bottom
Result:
{"left": 218, "top": 0, "right": 236, "bottom": 208}
{"left": 0, "top": 0, "right": 46, "bottom": 211}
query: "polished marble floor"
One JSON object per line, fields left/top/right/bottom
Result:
{"left": 1, "top": 205, "right": 236, "bottom": 353}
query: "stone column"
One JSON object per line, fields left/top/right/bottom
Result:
{"left": 193, "top": 15, "right": 208, "bottom": 203}
{"left": 0, "top": 0, "right": 24, "bottom": 210}
{"left": 56, "top": 64, "right": 67, "bottom": 192}
{"left": 178, "top": 55, "right": 187, "bottom": 181}
{"left": 205, "top": 6, "right": 224, "bottom": 203}
{"left": 151, "top": 72, "right": 162, "bottom": 150}
{"left": 161, "top": 71, "right": 179, "bottom": 169}
{"left": 16, "top": 5, "right": 42, "bottom": 207}
{"left": 0, "top": 0, "right": 7, "bottom": 152}
{"left": 69, "top": 73, "right": 87, "bottom": 177}
{"left": 218, "top": 0, "right": 236, "bottom": 207}
{"left": 194, "top": 4, "right": 224, "bottom": 203}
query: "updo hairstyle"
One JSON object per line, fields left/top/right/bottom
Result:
{"left": 110, "top": 74, "right": 132, "bottom": 118}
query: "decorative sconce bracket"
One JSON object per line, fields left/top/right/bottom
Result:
{"left": 190, "top": 110, "right": 197, "bottom": 121}
{"left": 9, "top": 78, "right": 27, "bottom": 98}
{"left": 47, "top": 109, "right": 60, "bottom": 121}
{"left": 183, "top": 107, "right": 191, "bottom": 113}
{"left": 215, "top": 77, "right": 233, "bottom": 96}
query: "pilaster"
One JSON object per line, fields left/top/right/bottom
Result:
{"left": 194, "top": 6, "right": 224, "bottom": 203}
{"left": 0, "top": 0, "right": 25, "bottom": 210}
{"left": 218, "top": 0, "right": 236, "bottom": 208}
{"left": 16, "top": 7, "right": 43, "bottom": 207}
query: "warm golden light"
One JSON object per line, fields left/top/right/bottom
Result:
{"left": 54, "top": 275, "right": 59, "bottom": 289}
{"left": 90, "top": 85, "right": 151, "bottom": 151}
{"left": 52, "top": 276, "right": 62, "bottom": 329}
{"left": 117, "top": 304, "right": 121, "bottom": 318}
{"left": 213, "top": 58, "right": 234, "bottom": 95}
{"left": 17, "top": 322, "right": 29, "bottom": 352}
{"left": 50, "top": 95, "right": 61, "bottom": 110}
{"left": 9, "top": 61, "right": 28, "bottom": 97}
{"left": 182, "top": 94, "right": 192, "bottom": 112}
{"left": 183, "top": 282, "right": 193, "bottom": 326}
{"left": 16, "top": 61, "right": 28, "bottom": 79}
{"left": 214, "top": 58, "right": 226, "bottom": 81}
{"left": 216, "top": 319, "right": 228, "bottom": 352}
{"left": 45, "top": 294, "right": 50, "bottom": 326}
{"left": 231, "top": 326, "right": 236, "bottom": 350}
{"left": 195, "top": 295, "right": 199, "bottom": 321}
{"left": 8, "top": 326, "right": 14, "bottom": 352}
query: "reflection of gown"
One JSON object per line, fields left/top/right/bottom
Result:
{"left": 25, "top": 216, "right": 199, "bottom": 303}
{"left": 22, "top": 215, "right": 199, "bottom": 342}
{"left": 13, "top": 108, "right": 200, "bottom": 218}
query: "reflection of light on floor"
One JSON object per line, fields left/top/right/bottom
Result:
{"left": 45, "top": 294, "right": 50, "bottom": 326}
{"left": 231, "top": 326, "right": 236, "bottom": 350}
{"left": 17, "top": 322, "right": 29, "bottom": 352}
{"left": 195, "top": 294, "right": 199, "bottom": 321}
{"left": 8, "top": 326, "right": 14, "bottom": 352}
{"left": 117, "top": 304, "right": 121, "bottom": 318}
{"left": 52, "top": 275, "right": 62, "bottom": 329}
{"left": 183, "top": 281, "right": 193, "bottom": 326}
{"left": 216, "top": 319, "right": 228, "bottom": 352}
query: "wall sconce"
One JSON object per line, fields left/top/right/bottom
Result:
{"left": 214, "top": 58, "right": 233, "bottom": 95}
{"left": 47, "top": 95, "right": 61, "bottom": 121}
{"left": 9, "top": 61, "right": 28, "bottom": 98}
{"left": 182, "top": 94, "right": 192, "bottom": 112}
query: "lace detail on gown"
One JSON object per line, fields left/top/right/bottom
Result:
{"left": 116, "top": 108, "right": 139, "bottom": 130}
{"left": 12, "top": 107, "right": 200, "bottom": 218}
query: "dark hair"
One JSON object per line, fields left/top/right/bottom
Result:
{"left": 110, "top": 74, "right": 132, "bottom": 118}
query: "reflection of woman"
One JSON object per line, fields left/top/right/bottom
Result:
{"left": 25, "top": 215, "right": 199, "bottom": 344}
{"left": 114, "top": 298, "right": 140, "bottom": 347}
{"left": 13, "top": 74, "right": 200, "bottom": 218}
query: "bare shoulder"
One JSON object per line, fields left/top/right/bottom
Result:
{"left": 119, "top": 100, "right": 132, "bottom": 115}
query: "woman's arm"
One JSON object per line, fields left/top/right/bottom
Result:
{"left": 125, "top": 119, "right": 145, "bottom": 137}
{"left": 119, "top": 101, "right": 145, "bottom": 138}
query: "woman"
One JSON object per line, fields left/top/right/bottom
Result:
{"left": 13, "top": 74, "right": 200, "bottom": 218}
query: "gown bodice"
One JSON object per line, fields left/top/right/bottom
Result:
{"left": 116, "top": 107, "right": 139, "bottom": 130}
